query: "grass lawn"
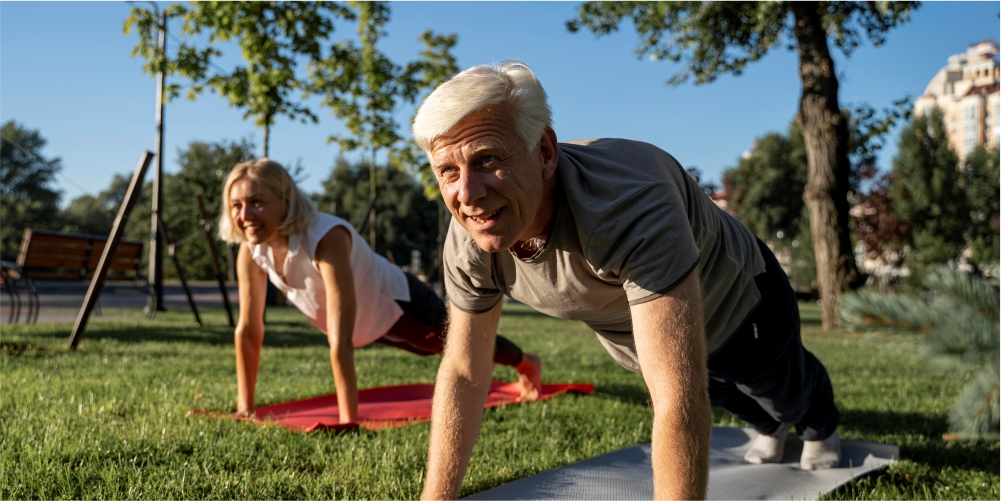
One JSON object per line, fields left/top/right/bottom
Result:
{"left": 1, "top": 302, "right": 998, "bottom": 499}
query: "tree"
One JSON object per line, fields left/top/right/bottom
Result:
{"left": 722, "top": 119, "right": 816, "bottom": 292}
{"left": 124, "top": 1, "right": 355, "bottom": 157}
{"left": 724, "top": 123, "right": 808, "bottom": 241}
{"left": 0, "top": 121, "right": 63, "bottom": 262}
{"left": 963, "top": 144, "right": 1000, "bottom": 272}
{"left": 567, "top": 1, "right": 918, "bottom": 329}
{"left": 851, "top": 171, "right": 911, "bottom": 291}
{"left": 314, "top": 157, "right": 439, "bottom": 272}
{"left": 891, "top": 108, "right": 968, "bottom": 274}
{"left": 684, "top": 166, "right": 718, "bottom": 196}
{"left": 309, "top": 1, "right": 458, "bottom": 249}
{"left": 59, "top": 173, "right": 133, "bottom": 237}
{"left": 166, "top": 139, "right": 256, "bottom": 280}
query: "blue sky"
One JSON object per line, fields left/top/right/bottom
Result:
{"left": 2, "top": 1, "right": 998, "bottom": 205}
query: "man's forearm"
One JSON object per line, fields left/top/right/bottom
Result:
{"left": 421, "top": 362, "right": 492, "bottom": 499}
{"left": 651, "top": 390, "right": 712, "bottom": 499}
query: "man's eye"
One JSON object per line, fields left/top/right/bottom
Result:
{"left": 480, "top": 155, "right": 498, "bottom": 165}
{"left": 438, "top": 166, "right": 456, "bottom": 176}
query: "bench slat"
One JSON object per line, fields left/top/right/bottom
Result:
{"left": 21, "top": 244, "right": 93, "bottom": 258}
{"left": 27, "top": 271, "right": 137, "bottom": 281}
{"left": 22, "top": 257, "right": 140, "bottom": 271}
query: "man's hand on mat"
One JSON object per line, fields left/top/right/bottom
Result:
{"left": 516, "top": 352, "right": 543, "bottom": 401}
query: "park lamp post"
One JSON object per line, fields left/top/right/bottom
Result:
{"left": 147, "top": 2, "right": 167, "bottom": 312}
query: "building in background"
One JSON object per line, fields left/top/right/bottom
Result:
{"left": 915, "top": 40, "right": 1000, "bottom": 160}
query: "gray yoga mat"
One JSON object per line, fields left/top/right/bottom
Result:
{"left": 465, "top": 426, "right": 898, "bottom": 500}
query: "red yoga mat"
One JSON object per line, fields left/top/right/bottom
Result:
{"left": 196, "top": 381, "right": 594, "bottom": 432}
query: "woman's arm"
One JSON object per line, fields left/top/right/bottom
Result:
{"left": 234, "top": 242, "right": 268, "bottom": 416}
{"left": 314, "top": 225, "right": 359, "bottom": 424}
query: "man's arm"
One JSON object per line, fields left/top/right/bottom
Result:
{"left": 422, "top": 300, "right": 502, "bottom": 500}
{"left": 631, "top": 271, "right": 711, "bottom": 500}
{"left": 234, "top": 243, "right": 268, "bottom": 416}
{"left": 315, "top": 226, "right": 359, "bottom": 424}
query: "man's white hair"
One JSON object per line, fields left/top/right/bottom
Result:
{"left": 412, "top": 60, "right": 552, "bottom": 153}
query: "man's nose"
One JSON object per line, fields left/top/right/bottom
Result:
{"left": 456, "top": 169, "right": 487, "bottom": 206}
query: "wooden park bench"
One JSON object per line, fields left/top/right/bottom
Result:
{"left": 1, "top": 228, "right": 155, "bottom": 324}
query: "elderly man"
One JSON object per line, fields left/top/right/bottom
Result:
{"left": 412, "top": 61, "right": 841, "bottom": 500}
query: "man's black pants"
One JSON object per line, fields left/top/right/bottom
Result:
{"left": 707, "top": 238, "right": 839, "bottom": 441}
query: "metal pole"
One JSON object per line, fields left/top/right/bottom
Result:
{"left": 149, "top": 10, "right": 167, "bottom": 311}
{"left": 196, "top": 194, "right": 235, "bottom": 327}
{"left": 159, "top": 219, "right": 202, "bottom": 327}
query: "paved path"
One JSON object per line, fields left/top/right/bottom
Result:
{"left": 0, "top": 280, "right": 239, "bottom": 325}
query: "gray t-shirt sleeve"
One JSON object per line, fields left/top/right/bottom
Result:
{"left": 443, "top": 220, "right": 504, "bottom": 314}
{"left": 587, "top": 181, "right": 702, "bottom": 305}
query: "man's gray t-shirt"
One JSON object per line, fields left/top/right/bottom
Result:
{"left": 444, "top": 138, "right": 766, "bottom": 372}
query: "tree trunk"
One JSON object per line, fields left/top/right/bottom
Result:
{"left": 263, "top": 123, "right": 270, "bottom": 158}
{"left": 369, "top": 147, "right": 377, "bottom": 249}
{"left": 790, "top": 2, "right": 859, "bottom": 330}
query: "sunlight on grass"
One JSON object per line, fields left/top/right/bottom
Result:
{"left": 1, "top": 302, "right": 997, "bottom": 499}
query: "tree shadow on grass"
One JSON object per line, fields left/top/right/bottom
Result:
{"left": 595, "top": 383, "right": 650, "bottom": 406}
{"left": 840, "top": 408, "right": 949, "bottom": 437}
{"left": 840, "top": 408, "right": 999, "bottom": 472}
{"left": 26, "top": 322, "right": 330, "bottom": 349}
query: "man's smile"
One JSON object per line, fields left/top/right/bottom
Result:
{"left": 467, "top": 207, "right": 504, "bottom": 225}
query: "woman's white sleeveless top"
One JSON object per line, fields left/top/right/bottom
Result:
{"left": 248, "top": 212, "right": 410, "bottom": 347}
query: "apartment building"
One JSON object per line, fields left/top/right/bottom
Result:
{"left": 914, "top": 40, "right": 1000, "bottom": 159}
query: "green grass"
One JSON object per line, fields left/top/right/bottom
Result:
{"left": 1, "top": 302, "right": 997, "bottom": 499}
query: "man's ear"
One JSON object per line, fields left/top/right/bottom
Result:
{"left": 539, "top": 127, "right": 559, "bottom": 180}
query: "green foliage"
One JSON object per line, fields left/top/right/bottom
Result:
{"left": 721, "top": 119, "right": 819, "bottom": 291}
{"left": 841, "top": 265, "right": 1000, "bottom": 440}
{"left": 0, "top": 121, "right": 64, "bottom": 262}
{"left": 847, "top": 98, "right": 914, "bottom": 182}
{"left": 962, "top": 144, "right": 1000, "bottom": 270}
{"left": 124, "top": 2, "right": 355, "bottom": 156}
{"left": 724, "top": 120, "right": 808, "bottom": 240}
{"left": 313, "top": 158, "right": 439, "bottom": 267}
{"left": 307, "top": 2, "right": 458, "bottom": 174}
{"left": 59, "top": 173, "right": 133, "bottom": 237}
{"left": 567, "top": 1, "right": 916, "bottom": 87}
{"left": 891, "top": 108, "right": 968, "bottom": 270}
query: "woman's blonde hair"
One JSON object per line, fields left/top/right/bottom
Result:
{"left": 218, "top": 158, "right": 317, "bottom": 244}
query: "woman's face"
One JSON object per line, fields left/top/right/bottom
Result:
{"left": 229, "top": 177, "right": 286, "bottom": 246}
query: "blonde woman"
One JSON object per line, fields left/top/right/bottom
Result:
{"left": 219, "top": 159, "right": 542, "bottom": 423}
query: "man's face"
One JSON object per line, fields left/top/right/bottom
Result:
{"left": 429, "top": 106, "right": 557, "bottom": 253}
